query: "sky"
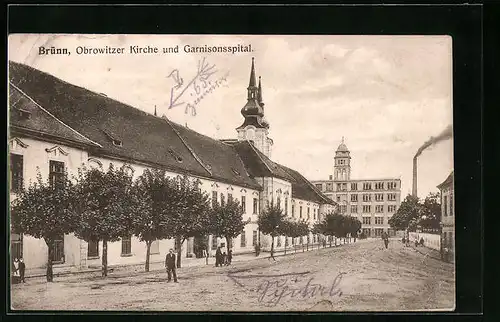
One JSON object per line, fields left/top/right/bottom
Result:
{"left": 8, "top": 34, "right": 453, "bottom": 199}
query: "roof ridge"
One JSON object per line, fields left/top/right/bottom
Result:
{"left": 9, "top": 82, "right": 103, "bottom": 148}
{"left": 280, "top": 164, "right": 335, "bottom": 205}
{"left": 247, "top": 140, "right": 274, "bottom": 174}
{"left": 162, "top": 116, "right": 213, "bottom": 176}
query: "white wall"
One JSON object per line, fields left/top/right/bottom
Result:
{"left": 409, "top": 232, "right": 441, "bottom": 251}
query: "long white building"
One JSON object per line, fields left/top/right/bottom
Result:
{"left": 8, "top": 59, "right": 336, "bottom": 271}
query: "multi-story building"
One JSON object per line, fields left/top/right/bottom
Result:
{"left": 437, "top": 171, "right": 454, "bottom": 261}
{"left": 311, "top": 138, "right": 401, "bottom": 237}
{"left": 8, "top": 58, "right": 335, "bottom": 271}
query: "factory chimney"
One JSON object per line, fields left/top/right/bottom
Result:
{"left": 412, "top": 157, "right": 418, "bottom": 197}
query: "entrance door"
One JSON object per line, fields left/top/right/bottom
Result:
{"left": 193, "top": 235, "right": 209, "bottom": 258}
{"left": 51, "top": 235, "right": 65, "bottom": 263}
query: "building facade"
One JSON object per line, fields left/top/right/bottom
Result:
{"left": 8, "top": 59, "right": 336, "bottom": 271}
{"left": 437, "top": 171, "right": 454, "bottom": 261}
{"left": 311, "top": 138, "right": 401, "bottom": 237}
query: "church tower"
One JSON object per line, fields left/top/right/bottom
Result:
{"left": 237, "top": 58, "right": 273, "bottom": 158}
{"left": 334, "top": 137, "right": 351, "bottom": 181}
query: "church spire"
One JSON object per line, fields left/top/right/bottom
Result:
{"left": 249, "top": 57, "right": 257, "bottom": 88}
{"left": 258, "top": 76, "right": 264, "bottom": 107}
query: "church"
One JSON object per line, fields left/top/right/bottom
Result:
{"left": 9, "top": 58, "right": 336, "bottom": 271}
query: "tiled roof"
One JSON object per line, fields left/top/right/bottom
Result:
{"left": 230, "top": 141, "right": 336, "bottom": 205}
{"left": 9, "top": 83, "right": 99, "bottom": 147}
{"left": 437, "top": 171, "right": 454, "bottom": 189}
{"left": 8, "top": 61, "right": 260, "bottom": 190}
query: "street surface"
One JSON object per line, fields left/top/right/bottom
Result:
{"left": 11, "top": 239, "right": 455, "bottom": 311}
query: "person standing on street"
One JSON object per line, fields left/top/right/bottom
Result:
{"left": 215, "top": 246, "right": 222, "bottom": 267}
{"left": 165, "top": 249, "right": 178, "bottom": 283}
{"left": 19, "top": 258, "right": 26, "bottom": 283}
{"left": 227, "top": 249, "right": 233, "bottom": 265}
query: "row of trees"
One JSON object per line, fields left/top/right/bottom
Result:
{"left": 11, "top": 163, "right": 362, "bottom": 282}
{"left": 388, "top": 193, "right": 441, "bottom": 233}
{"left": 257, "top": 203, "right": 362, "bottom": 259}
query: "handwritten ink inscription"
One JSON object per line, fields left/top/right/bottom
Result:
{"left": 228, "top": 271, "right": 345, "bottom": 307}
{"left": 167, "top": 57, "right": 228, "bottom": 116}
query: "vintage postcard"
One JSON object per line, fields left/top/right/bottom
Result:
{"left": 8, "top": 34, "right": 454, "bottom": 311}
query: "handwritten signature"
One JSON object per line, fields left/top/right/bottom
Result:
{"left": 167, "top": 57, "right": 228, "bottom": 116}
{"left": 227, "top": 271, "right": 345, "bottom": 307}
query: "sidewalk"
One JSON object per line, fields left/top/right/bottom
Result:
{"left": 23, "top": 239, "right": 360, "bottom": 279}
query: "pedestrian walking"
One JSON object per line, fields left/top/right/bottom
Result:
{"left": 19, "top": 258, "right": 26, "bottom": 283}
{"left": 381, "top": 232, "right": 389, "bottom": 249}
{"left": 165, "top": 249, "right": 178, "bottom": 283}
{"left": 215, "top": 246, "right": 222, "bottom": 267}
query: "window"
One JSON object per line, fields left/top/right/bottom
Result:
{"left": 212, "top": 236, "right": 218, "bottom": 249}
{"left": 375, "top": 217, "right": 384, "bottom": 225}
{"left": 88, "top": 239, "right": 99, "bottom": 258}
{"left": 351, "top": 183, "right": 358, "bottom": 191}
{"left": 307, "top": 235, "right": 310, "bottom": 244}
{"left": 313, "top": 209, "right": 316, "bottom": 220}
{"left": 221, "top": 193, "right": 225, "bottom": 206}
{"left": 375, "top": 182, "right": 384, "bottom": 190}
{"left": 10, "top": 154, "right": 23, "bottom": 192}
{"left": 307, "top": 207, "right": 310, "bottom": 217}
{"left": 375, "top": 193, "right": 384, "bottom": 201}
{"left": 363, "top": 217, "right": 371, "bottom": 225}
{"left": 340, "top": 205, "right": 347, "bottom": 213}
{"left": 362, "top": 194, "right": 371, "bottom": 202}
{"left": 387, "top": 193, "right": 397, "bottom": 201}
{"left": 51, "top": 235, "right": 65, "bottom": 263}
{"left": 315, "top": 183, "right": 323, "bottom": 190}
{"left": 363, "top": 228, "right": 371, "bottom": 236}
{"left": 228, "top": 193, "right": 233, "bottom": 203}
{"left": 375, "top": 228, "right": 384, "bottom": 236}
{"left": 285, "top": 197, "right": 288, "bottom": 215}
{"left": 388, "top": 205, "right": 397, "bottom": 212}
{"left": 11, "top": 231, "right": 23, "bottom": 260}
{"left": 49, "top": 160, "right": 65, "bottom": 189}
{"left": 351, "top": 205, "right": 358, "bottom": 213}
{"left": 252, "top": 231, "right": 258, "bottom": 246}
{"left": 241, "top": 196, "right": 246, "bottom": 213}
{"left": 300, "top": 206, "right": 303, "bottom": 218}
{"left": 292, "top": 204, "right": 295, "bottom": 217}
{"left": 151, "top": 240, "right": 160, "bottom": 254}
{"left": 450, "top": 194, "right": 454, "bottom": 216}
{"left": 277, "top": 196, "right": 281, "bottom": 209}
{"left": 363, "top": 183, "right": 372, "bottom": 190}
{"left": 277, "top": 237, "right": 281, "bottom": 247}
{"left": 326, "top": 183, "right": 333, "bottom": 192}
{"left": 351, "top": 194, "right": 358, "bottom": 202}
{"left": 212, "top": 191, "right": 218, "bottom": 207}
{"left": 375, "top": 205, "right": 384, "bottom": 213}
{"left": 388, "top": 182, "right": 397, "bottom": 190}
{"left": 313, "top": 235, "right": 317, "bottom": 243}
{"left": 444, "top": 195, "right": 448, "bottom": 217}
{"left": 292, "top": 237, "right": 295, "bottom": 245}
{"left": 299, "top": 236, "right": 303, "bottom": 244}
{"left": 337, "top": 183, "right": 342, "bottom": 191}
{"left": 253, "top": 198, "right": 258, "bottom": 214}
{"left": 121, "top": 236, "right": 132, "bottom": 256}
{"left": 337, "top": 196, "right": 341, "bottom": 202}
{"left": 240, "top": 231, "right": 246, "bottom": 247}
{"left": 363, "top": 205, "right": 371, "bottom": 213}
{"left": 285, "top": 237, "right": 289, "bottom": 246}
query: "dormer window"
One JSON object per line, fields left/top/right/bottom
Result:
{"left": 17, "top": 109, "right": 31, "bottom": 120}
{"left": 102, "top": 130, "right": 122, "bottom": 147}
{"left": 168, "top": 148, "right": 183, "bottom": 163}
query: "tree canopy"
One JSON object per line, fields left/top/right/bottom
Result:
{"left": 209, "top": 197, "right": 247, "bottom": 249}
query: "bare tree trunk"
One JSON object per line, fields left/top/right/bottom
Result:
{"left": 145, "top": 240, "right": 152, "bottom": 272}
{"left": 45, "top": 239, "right": 54, "bottom": 282}
{"left": 102, "top": 239, "right": 108, "bottom": 277}
{"left": 176, "top": 236, "right": 185, "bottom": 268}
{"left": 284, "top": 237, "right": 287, "bottom": 255}
{"left": 270, "top": 236, "right": 275, "bottom": 261}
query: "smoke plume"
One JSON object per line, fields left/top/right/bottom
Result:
{"left": 414, "top": 125, "right": 453, "bottom": 158}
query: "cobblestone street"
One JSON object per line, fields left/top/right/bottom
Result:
{"left": 11, "top": 239, "right": 455, "bottom": 311}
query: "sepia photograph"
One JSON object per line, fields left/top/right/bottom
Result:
{"left": 8, "top": 34, "right": 454, "bottom": 311}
